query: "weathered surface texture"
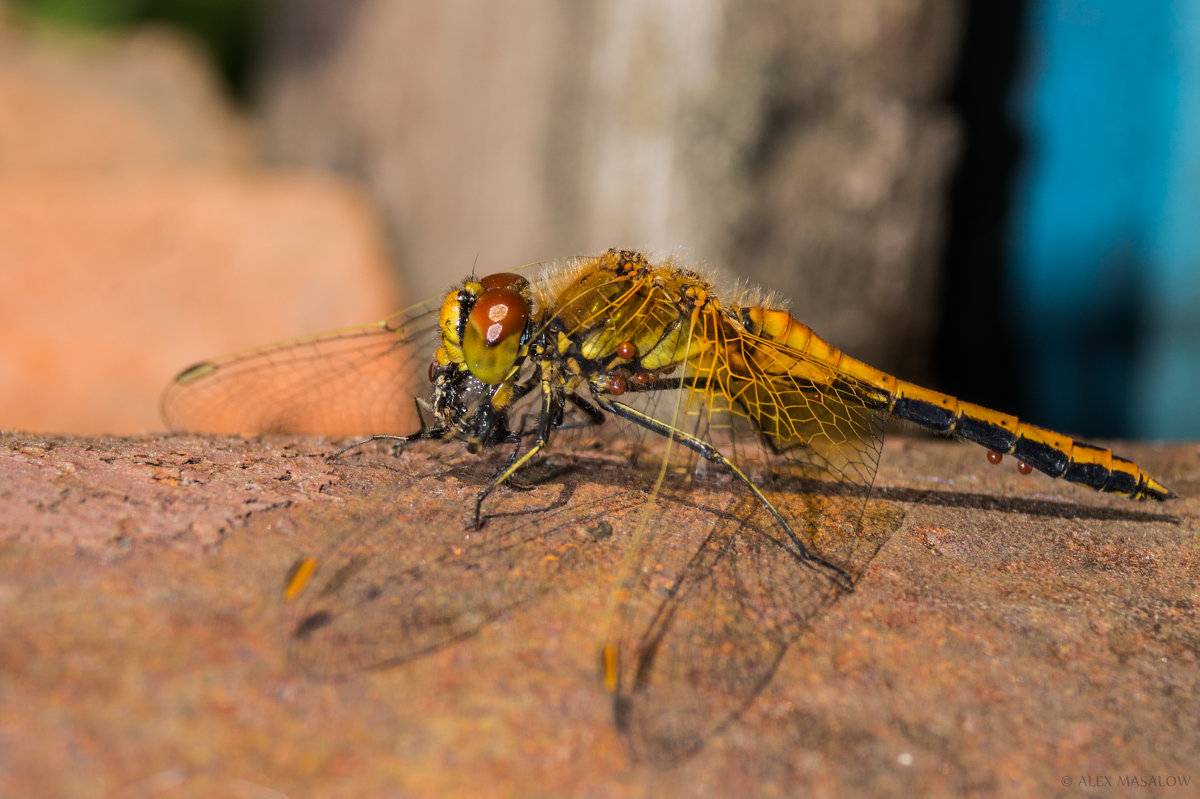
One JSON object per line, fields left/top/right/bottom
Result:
{"left": 258, "top": 0, "right": 961, "bottom": 378}
{"left": 1, "top": 431, "right": 1195, "bottom": 797}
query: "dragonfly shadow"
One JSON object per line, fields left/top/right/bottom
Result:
{"left": 307, "top": 446, "right": 1175, "bottom": 762}
{"left": 874, "top": 485, "right": 1181, "bottom": 525}
{"left": 276, "top": 448, "right": 909, "bottom": 761}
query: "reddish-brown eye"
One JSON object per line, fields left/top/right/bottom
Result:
{"left": 469, "top": 287, "right": 528, "bottom": 345}
{"left": 1017, "top": 460, "right": 1033, "bottom": 475}
{"left": 462, "top": 285, "right": 529, "bottom": 384}
{"left": 616, "top": 341, "right": 636, "bottom": 360}
{"left": 609, "top": 375, "right": 627, "bottom": 395}
{"left": 986, "top": 450, "right": 1003, "bottom": 465}
{"left": 633, "top": 371, "right": 653, "bottom": 385}
{"left": 428, "top": 360, "right": 439, "bottom": 383}
{"left": 479, "top": 272, "right": 529, "bottom": 291}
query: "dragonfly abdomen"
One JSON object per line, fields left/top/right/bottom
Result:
{"left": 735, "top": 306, "right": 1170, "bottom": 501}
{"left": 887, "top": 381, "right": 1173, "bottom": 501}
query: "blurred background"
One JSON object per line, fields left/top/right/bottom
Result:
{"left": 1, "top": 0, "right": 1196, "bottom": 440}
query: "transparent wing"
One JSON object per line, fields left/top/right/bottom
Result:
{"left": 569, "top": 275, "right": 895, "bottom": 578}
{"left": 161, "top": 297, "right": 444, "bottom": 436}
{"left": 689, "top": 314, "right": 892, "bottom": 576}
{"left": 160, "top": 254, "right": 580, "bottom": 437}
{"left": 598, "top": 295, "right": 901, "bottom": 761}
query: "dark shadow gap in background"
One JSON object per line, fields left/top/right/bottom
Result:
{"left": 936, "top": 1, "right": 1030, "bottom": 424}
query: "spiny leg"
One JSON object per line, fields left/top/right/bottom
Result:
{"left": 594, "top": 395, "right": 854, "bottom": 588}
{"left": 565, "top": 392, "right": 607, "bottom": 427}
{"left": 327, "top": 429, "right": 439, "bottom": 461}
{"left": 327, "top": 398, "right": 441, "bottom": 460}
{"left": 502, "top": 392, "right": 606, "bottom": 493}
{"left": 498, "top": 432, "right": 543, "bottom": 493}
{"left": 511, "top": 392, "right": 604, "bottom": 438}
{"left": 471, "top": 373, "right": 561, "bottom": 529}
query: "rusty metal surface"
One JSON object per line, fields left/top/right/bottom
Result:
{"left": 0, "top": 431, "right": 1195, "bottom": 797}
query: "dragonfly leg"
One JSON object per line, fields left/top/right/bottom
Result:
{"left": 499, "top": 432, "right": 542, "bottom": 493}
{"left": 471, "top": 374, "right": 560, "bottom": 529}
{"left": 557, "top": 392, "right": 607, "bottom": 431}
{"left": 327, "top": 430, "right": 433, "bottom": 461}
{"left": 594, "top": 395, "right": 854, "bottom": 588}
{"left": 392, "top": 398, "right": 437, "bottom": 455}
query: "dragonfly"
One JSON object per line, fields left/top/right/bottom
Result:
{"left": 163, "top": 248, "right": 1174, "bottom": 758}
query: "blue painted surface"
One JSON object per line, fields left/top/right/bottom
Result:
{"left": 1011, "top": 0, "right": 1200, "bottom": 439}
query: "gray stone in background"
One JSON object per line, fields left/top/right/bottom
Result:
{"left": 257, "top": 0, "right": 961, "bottom": 379}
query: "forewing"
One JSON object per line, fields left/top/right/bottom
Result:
{"left": 691, "top": 315, "right": 890, "bottom": 578}
{"left": 610, "top": 312, "right": 891, "bottom": 580}
{"left": 604, "top": 307, "right": 900, "bottom": 759}
{"left": 161, "top": 298, "right": 442, "bottom": 436}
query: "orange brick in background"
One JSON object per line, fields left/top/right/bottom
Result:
{"left": 0, "top": 21, "right": 401, "bottom": 434}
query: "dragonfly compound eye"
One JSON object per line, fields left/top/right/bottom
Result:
{"left": 479, "top": 272, "right": 529, "bottom": 292}
{"left": 463, "top": 286, "right": 528, "bottom": 384}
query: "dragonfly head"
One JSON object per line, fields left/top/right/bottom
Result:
{"left": 427, "top": 271, "right": 535, "bottom": 435}
{"left": 436, "top": 271, "right": 533, "bottom": 385}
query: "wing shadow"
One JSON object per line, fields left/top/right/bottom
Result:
{"left": 605, "top": 484, "right": 905, "bottom": 762}
{"left": 279, "top": 473, "right": 637, "bottom": 680}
